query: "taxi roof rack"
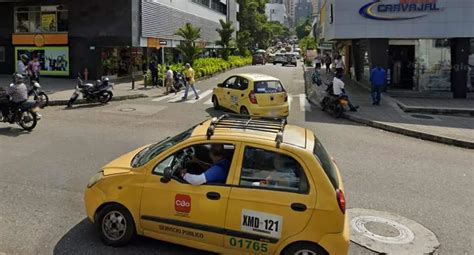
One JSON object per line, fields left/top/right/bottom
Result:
{"left": 206, "top": 114, "right": 287, "bottom": 148}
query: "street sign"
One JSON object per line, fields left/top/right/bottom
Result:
{"left": 159, "top": 41, "right": 167, "bottom": 46}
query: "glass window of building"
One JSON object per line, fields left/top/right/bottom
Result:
{"left": 14, "top": 5, "right": 68, "bottom": 33}
{"left": 415, "top": 39, "right": 451, "bottom": 92}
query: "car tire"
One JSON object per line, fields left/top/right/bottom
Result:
{"left": 240, "top": 106, "right": 250, "bottom": 115}
{"left": 283, "top": 242, "right": 328, "bottom": 255}
{"left": 212, "top": 95, "right": 220, "bottom": 110}
{"left": 96, "top": 204, "right": 135, "bottom": 247}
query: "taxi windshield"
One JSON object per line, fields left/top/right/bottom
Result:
{"left": 131, "top": 127, "right": 194, "bottom": 168}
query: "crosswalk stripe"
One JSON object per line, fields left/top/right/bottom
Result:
{"left": 151, "top": 93, "right": 176, "bottom": 102}
{"left": 186, "top": 89, "right": 213, "bottom": 104}
{"left": 299, "top": 94, "right": 311, "bottom": 112}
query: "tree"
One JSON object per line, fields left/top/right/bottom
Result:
{"left": 216, "top": 19, "right": 235, "bottom": 60}
{"left": 237, "top": 0, "right": 270, "bottom": 51}
{"left": 298, "top": 35, "right": 318, "bottom": 57}
{"left": 175, "top": 23, "right": 202, "bottom": 64}
{"left": 295, "top": 18, "right": 312, "bottom": 40}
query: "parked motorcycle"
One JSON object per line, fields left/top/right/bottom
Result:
{"left": 28, "top": 81, "right": 49, "bottom": 108}
{"left": 67, "top": 75, "right": 113, "bottom": 108}
{"left": 320, "top": 81, "right": 349, "bottom": 118}
{"left": 172, "top": 71, "right": 186, "bottom": 93}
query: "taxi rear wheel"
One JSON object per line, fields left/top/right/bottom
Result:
{"left": 97, "top": 204, "right": 135, "bottom": 247}
{"left": 212, "top": 95, "right": 220, "bottom": 110}
{"left": 240, "top": 106, "right": 250, "bottom": 115}
{"left": 282, "top": 242, "right": 328, "bottom": 255}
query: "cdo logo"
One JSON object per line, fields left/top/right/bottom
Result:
{"left": 175, "top": 194, "right": 191, "bottom": 213}
{"left": 359, "top": 0, "right": 442, "bottom": 21}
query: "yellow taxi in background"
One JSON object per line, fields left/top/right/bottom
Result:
{"left": 84, "top": 115, "right": 348, "bottom": 255}
{"left": 212, "top": 74, "right": 289, "bottom": 117}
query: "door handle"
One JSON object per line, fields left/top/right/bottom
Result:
{"left": 227, "top": 92, "right": 230, "bottom": 95}
{"left": 291, "top": 203, "right": 307, "bottom": 212}
{"left": 206, "top": 192, "right": 221, "bottom": 200}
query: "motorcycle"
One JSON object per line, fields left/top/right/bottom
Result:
{"left": 320, "top": 81, "right": 349, "bottom": 118}
{"left": 0, "top": 92, "right": 40, "bottom": 131}
{"left": 171, "top": 71, "right": 186, "bottom": 93}
{"left": 28, "top": 81, "right": 49, "bottom": 108}
{"left": 67, "top": 75, "right": 113, "bottom": 108}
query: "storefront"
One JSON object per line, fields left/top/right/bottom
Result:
{"left": 318, "top": 0, "right": 474, "bottom": 98}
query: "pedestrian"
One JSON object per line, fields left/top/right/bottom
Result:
{"left": 17, "top": 54, "right": 28, "bottom": 76}
{"left": 149, "top": 61, "right": 158, "bottom": 87}
{"left": 31, "top": 56, "right": 41, "bottom": 82}
{"left": 335, "top": 55, "right": 344, "bottom": 75}
{"left": 369, "top": 65, "right": 387, "bottom": 106}
{"left": 324, "top": 54, "right": 332, "bottom": 74}
{"left": 313, "top": 54, "right": 322, "bottom": 69}
{"left": 165, "top": 66, "right": 173, "bottom": 95}
{"left": 182, "top": 63, "right": 199, "bottom": 100}
{"left": 142, "top": 59, "right": 147, "bottom": 75}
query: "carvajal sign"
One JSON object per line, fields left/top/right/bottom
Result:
{"left": 359, "top": 0, "right": 443, "bottom": 21}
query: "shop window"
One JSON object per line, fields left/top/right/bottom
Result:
{"left": 0, "top": 47, "right": 5, "bottom": 62}
{"left": 14, "top": 5, "right": 68, "bottom": 33}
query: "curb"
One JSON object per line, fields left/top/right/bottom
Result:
{"left": 396, "top": 102, "right": 474, "bottom": 117}
{"left": 303, "top": 68, "right": 474, "bottom": 150}
{"left": 48, "top": 94, "right": 149, "bottom": 106}
{"left": 341, "top": 113, "right": 474, "bottom": 149}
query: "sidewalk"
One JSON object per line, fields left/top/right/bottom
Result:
{"left": 0, "top": 75, "right": 162, "bottom": 106}
{"left": 304, "top": 67, "right": 474, "bottom": 149}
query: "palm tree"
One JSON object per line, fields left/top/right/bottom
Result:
{"left": 216, "top": 19, "right": 235, "bottom": 60}
{"left": 175, "top": 23, "right": 202, "bottom": 64}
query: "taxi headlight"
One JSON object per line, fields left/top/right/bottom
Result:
{"left": 87, "top": 171, "right": 103, "bottom": 188}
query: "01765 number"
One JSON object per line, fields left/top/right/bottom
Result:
{"left": 229, "top": 237, "right": 268, "bottom": 252}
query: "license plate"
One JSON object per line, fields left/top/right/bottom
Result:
{"left": 340, "top": 99, "right": 348, "bottom": 106}
{"left": 32, "top": 107, "right": 40, "bottom": 113}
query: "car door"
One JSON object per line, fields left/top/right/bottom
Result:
{"left": 216, "top": 76, "right": 237, "bottom": 109}
{"left": 223, "top": 144, "right": 316, "bottom": 254}
{"left": 139, "top": 141, "right": 242, "bottom": 248}
{"left": 228, "top": 76, "right": 249, "bottom": 113}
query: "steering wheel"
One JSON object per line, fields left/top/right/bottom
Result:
{"left": 168, "top": 147, "right": 195, "bottom": 182}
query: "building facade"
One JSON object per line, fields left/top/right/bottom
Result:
{"left": 295, "top": 0, "right": 313, "bottom": 24}
{"left": 318, "top": 0, "right": 474, "bottom": 98}
{"left": 0, "top": 0, "right": 238, "bottom": 80}
{"left": 266, "top": 2, "right": 289, "bottom": 27}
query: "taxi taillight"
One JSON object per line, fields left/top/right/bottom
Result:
{"left": 336, "top": 189, "right": 346, "bottom": 214}
{"left": 249, "top": 91, "right": 258, "bottom": 104}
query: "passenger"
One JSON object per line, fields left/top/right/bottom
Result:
{"left": 181, "top": 144, "right": 230, "bottom": 185}
{"left": 260, "top": 153, "right": 297, "bottom": 188}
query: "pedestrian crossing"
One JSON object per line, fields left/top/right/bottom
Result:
{"left": 150, "top": 89, "right": 314, "bottom": 112}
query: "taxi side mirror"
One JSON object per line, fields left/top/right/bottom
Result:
{"left": 217, "top": 83, "right": 223, "bottom": 87}
{"left": 161, "top": 167, "right": 172, "bottom": 183}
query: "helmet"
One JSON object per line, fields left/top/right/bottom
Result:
{"left": 13, "top": 73, "right": 25, "bottom": 84}
{"left": 20, "top": 54, "right": 29, "bottom": 63}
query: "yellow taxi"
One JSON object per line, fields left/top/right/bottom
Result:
{"left": 84, "top": 114, "right": 348, "bottom": 255}
{"left": 212, "top": 74, "right": 290, "bottom": 117}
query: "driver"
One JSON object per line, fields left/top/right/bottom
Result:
{"left": 180, "top": 144, "right": 230, "bottom": 186}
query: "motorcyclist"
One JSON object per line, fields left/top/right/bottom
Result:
{"left": 332, "top": 72, "right": 359, "bottom": 112}
{"left": 4, "top": 73, "right": 29, "bottom": 121}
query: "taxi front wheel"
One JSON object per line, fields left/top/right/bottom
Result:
{"left": 282, "top": 242, "right": 328, "bottom": 255}
{"left": 96, "top": 204, "right": 135, "bottom": 247}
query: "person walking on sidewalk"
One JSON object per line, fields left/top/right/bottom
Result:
{"left": 324, "top": 54, "right": 332, "bottom": 74}
{"left": 369, "top": 66, "right": 387, "bottom": 106}
{"left": 149, "top": 61, "right": 158, "bottom": 87}
{"left": 333, "top": 73, "right": 359, "bottom": 112}
{"left": 165, "top": 66, "right": 173, "bottom": 95}
{"left": 182, "top": 63, "right": 199, "bottom": 100}
{"left": 335, "top": 55, "right": 344, "bottom": 75}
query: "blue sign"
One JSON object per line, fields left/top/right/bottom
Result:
{"left": 359, "top": 0, "right": 442, "bottom": 21}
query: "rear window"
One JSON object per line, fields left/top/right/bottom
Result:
{"left": 254, "top": 80, "right": 285, "bottom": 94}
{"left": 313, "top": 136, "right": 339, "bottom": 189}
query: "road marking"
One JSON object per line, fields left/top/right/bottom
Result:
{"left": 151, "top": 93, "right": 176, "bottom": 102}
{"left": 299, "top": 94, "right": 311, "bottom": 112}
{"left": 186, "top": 89, "right": 213, "bottom": 104}
{"left": 204, "top": 98, "right": 213, "bottom": 105}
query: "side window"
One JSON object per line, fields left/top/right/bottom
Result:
{"left": 223, "top": 77, "right": 237, "bottom": 88}
{"left": 152, "top": 154, "right": 174, "bottom": 175}
{"left": 239, "top": 147, "right": 309, "bottom": 193}
{"left": 234, "top": 77, "right": 249, "bottom": 90}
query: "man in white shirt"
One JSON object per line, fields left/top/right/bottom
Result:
{"left": 165, "top": 66, "right": 173, "bottom": 94}
{"left": 332, "top": 73, "right": 359, "bottom": 112}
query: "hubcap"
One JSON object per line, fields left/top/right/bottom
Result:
{"left": 295, "top": 249, "right": 317, "bottom": 255}
{"left": 102, "top": 210, "right": 127, "bottom": 241}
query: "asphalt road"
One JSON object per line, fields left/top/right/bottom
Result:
{"left": 0, "top": 64, "right": 472, "bottom": 255}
